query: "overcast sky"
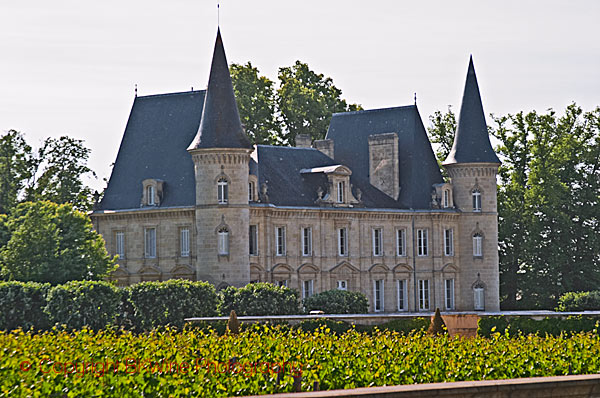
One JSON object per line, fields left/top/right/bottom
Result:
{"left": 1, "top": 0, "right": 599, "bottom": 191}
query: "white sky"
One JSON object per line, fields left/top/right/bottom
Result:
{"left": 1, "top": 0, "right": 599, "bottom": 191}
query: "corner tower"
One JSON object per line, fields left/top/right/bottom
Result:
{"left": 188, "top": 29, "right": 253, "bottom": 288}
{"left": 443, "top": 57, "right": 501, "bottom": 311}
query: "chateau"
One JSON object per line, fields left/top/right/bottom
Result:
{"left": 91, "top": 29, "right": 501, "bottom": 312}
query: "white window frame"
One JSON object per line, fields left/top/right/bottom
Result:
{"left": 147, "top": 185, "right": 155, "bottom": 206}
{"left": 336, "top": 280, "right": 348, "bottom": 291}
{"left": 418, "top": 279, "right": 430, "bottom": 311}
{"left": 337, "top": 181, "right": 345, "bottom": 203}
{"left": 396, "top": 229, "right": 406, "bottom": 257}
{"left": 474, "top": 287, "right": 485, "bottom": 311}
{"left": 373, "top": 279, "right": 384, "bottom": 312}
{"left": 443, "top": 189, "right": 450, "bottom": 208}
{"left": 218, "top": 228, "right": 229, "bottom": 255}
{"left": 337, "top": 227, "right": 348, "bottom": 256}
{"left": 372, "top": 228, "right": 383, "bottom": 257}
{"left": 302, "top": 279, "right": 314, "bottom": 299}
{"left": 180, "top": 228, "right": 190, "bottom": 257}
{"left": 445, "top": 279, "right": 455, "bottom": 310}
{"left": 249, "top": 225, "right": 258, "bottom": 256}
{"left": 302, "top": 227, "right": 312, "bottom": 257}
{"left": 115, "top": 231, "right": 125, "bottom": 259}
{"left": 444, "top": 228, "right": 454, "bottom": 257}
{"left": 275, "top": 226, "right": 286, "bottom": 256}
{"left": 473, "top": 234, "right": 483, "bottom": 257}
{"left": 144, "top": 227, "right": 156, "bottom": 258}
{"left": 217, "top": 178, "right": 228, "bottom": 204}
{"left": 417, "top": 229, "right": 428, "bottom": 257}
{"left": 397, "top": 279, "right": 408, "bottom": 311}
{"left": 472, "top": 189, "right": 481, "bottom": 212}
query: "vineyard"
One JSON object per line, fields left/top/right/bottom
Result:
{"left": 2, "top": 326, "right": 600, "bottom": 397}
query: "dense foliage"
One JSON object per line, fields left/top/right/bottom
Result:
{"left": 127, "top": 280, "right": 217, "bottom": 330}
{"left": 3, "top": 327, "right": 600, "bottom": 396}
{"left": 231, "top": 61, "right": 361, "bottom": 146}
{"left": 477, "top": 315, "right": 600, "bottom": 337}
{"left": 0, "top": 201, "right": 116, "bottom": 285}
{"left": 45, "top": 281, "right": 121, "bottom": 330}
{"left": 0, "top": 281, "right": 50, "bottom": 331}
{"left": 302, "top": 289, "right": 368, "bottom": 314}
{"left": 428, "top": 104, "right": 600, "bottom": 309}
{"left": 557, "top": 291, "right": 600, "bottom": 312}
{"left": 218, "top": 282, "right": 300, "bottom": 316}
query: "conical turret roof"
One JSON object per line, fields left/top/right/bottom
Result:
{"left": 188, "top": 29, "right": 252, "bottom": 150}
{"left": 444, "top": 56, "right": 500, "bottom": 165}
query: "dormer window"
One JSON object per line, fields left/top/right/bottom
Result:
{"left": 142, "top": 179, "right": 164, "bottom": 207}
{"left": 147, "top": 186, "right": 155, "bottom": 206}
{"left": 217, "top": 178, "right": 228, "bottom": 204}
{"left": 472, "top": 189, "right": 481, "bottom": 212}
{"left": 248, "top": 181, "right": 254, "bottom": 202}
{"left": 443, "top": 189, "right": 450, "bottom": 208}
{"left": 337, "top": 181, "right": 345, "bottom": 203}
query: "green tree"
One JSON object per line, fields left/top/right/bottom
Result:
{"left": 0, "top": 201, "right": 116, "bottom": 285}
{"left": 277, "top": 61, "right": 361, "bottom": 145}
{"left": 27, "top": 136, "right": 96, "bottom": 211}
{"left": 230, "top": 62, "right": 281, "bottom": 145}
{"left": 0, "top": 130, "right": 35, "bottom": 214}
{"left": 427, "top": 106, "right": 457, "bottom": 161}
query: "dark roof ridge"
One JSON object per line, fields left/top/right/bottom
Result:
{"left": 332, "top": 104, "right": 416, "bottom": 117}
{"left": 255, "top": 144, "right": 319, "bottom": 151}
{"left": 136, "top": 90, "right": 206, "bottom": 100}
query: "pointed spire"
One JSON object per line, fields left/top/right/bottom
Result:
{"left": 444, "top": 56, "right": 500, "bottom": 165}
{"left": 188, "top": 29, "right": 252, "bottom": 151}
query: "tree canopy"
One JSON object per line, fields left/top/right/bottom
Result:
{"left": 230, "top": 61, "right": 361, "bottom": 146}
{"left": 0, "top": 201, "right": 116, "bottom": 285}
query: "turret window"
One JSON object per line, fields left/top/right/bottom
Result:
{"left": 217, "top": 178, "right": 228, "bottom": 204}
{"left": 218, "top": 227, "right": 229, "bottom": 255}
{"left": 473, "top": 233, "right": 483, "bottom": 257}
{"left": 472, "top": 189, "right": 481, "bottom": 212}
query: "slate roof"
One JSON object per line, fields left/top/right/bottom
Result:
{"left": 252, "top": 145, "right": 399, "bottom": 208}
{"left": 444, "top": 56, "right": 501, "bottom": 165}
{"left": 326, "top": 105, "right": 444, "bottom": 209}
{"left": 187, "top": 29, "right": 252, "bottom": 150}
{"left": 98, "top": 91, "right": 205, "bottom": 210}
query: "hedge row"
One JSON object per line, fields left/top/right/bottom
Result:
{"left": 557, "top": 291, "right": 600, "bottom": 311}
{"left": 478, "top": 315, "right": 600, "bottom": 337}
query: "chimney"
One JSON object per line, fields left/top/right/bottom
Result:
{"left": 295, "top": 134, "right": 312, "bottom": 148}
{"left": 368, "top": 133, "right": 399, "bottom": 200}
{"left": 314, "top": 139, "right": 334, "bottom": 159}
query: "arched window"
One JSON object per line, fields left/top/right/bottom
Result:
{"left": 473, "top": 233, "right": 483, "bottom": 257}
{"left": 147, "top": 185, "right": 155, "bottom": 206}
{"left": 217, "top": 178, "right": 228, "bottom": 204}
{"left": 218, "top": 227, "right": 229, "bottom": 255}
{"left": 472, "top": 189, "right": 481, "bottom": 212}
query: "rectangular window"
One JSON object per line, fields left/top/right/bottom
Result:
{"left": 337, "top": 280, "right": 347, "bottom": 291}
{"left": 372, "top": 228, "right": 383, "bottom": 256}
{"left": 445, "top": 279, "right": 455, "bottom": 310}
{"left": 397, "top": 279, "right": 408, "bottom": 311}
{"left": 180, "top": 228, "right": 190, "bottom": 257}
{"left": 396, "top": 229, "right": 406, "bottom": 256}
{"left": 276, "top": 280, "right": 288, "bottom": 288}
{"left": 337, "top": 181, "right": 345, "bottom": 203}
{"left": 302, "top": 227, "right": 312, "bottom": 256}
{"left": 249, "top": 225, "right": 258, "bottom": 256}
{"left": 147, "top": 186, "right": 155, "bottom": 206}
{"left": 218, "top": 179, "right": 228, "bottom": 204}
{"left": 218, "top": 229, "right": 229, "bottom": 255}
{"left": 472, "top": 190, "right": 481, "bottom": 211}
{"left": 443, "top": 190, "right": 449, "bottom": 208}
{"left": 417, "top": 229, "right": 428, "bottom": 257}
{"left": 373, "top": 279, "right": 384, "bottom": 312}
{"left": 275, "top": 227, "right": 286, "bottom": 256}
{"left": 248, "top": 181, "right": 254, "bottom": 202}
{"left": 144, "top": 228, "right": 156, "bottom": 258}
{"left": 444, "top": 228, "right": 454, "bottom": 256}
{"left": 115, "top": 231, "right": 125, "bottom": 259}
{"left": 302, "top": 280, "right": 314, "bottom": 299}
{"left": 338, "top": 228, "right": 348, "bottom": 256}
{"left": 473, "top": 235, "right": 483, "bottom": 257}
{"left": 418, "top": 279, "right": 430, "bottom": 311}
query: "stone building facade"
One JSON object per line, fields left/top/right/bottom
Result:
{"left": 91, "top": 30, "right": 501, "bottom": 312}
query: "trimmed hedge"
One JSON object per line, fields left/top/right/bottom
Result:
{"left": 557, "top": 291, "right": 600, "bottom": 311}
{"left": 127, "top": 279, "right": 217, "bottom": 330}
{"left": 0, "top": 281, "right": 51, "bottom": 330}
{"left": 45, "top": 280, "right": 121, "bottom": 330}
{"left": 302, "top": 289, "right": 368, "bottom": 314}
{"left": 478, "top": 315, "right": 600, "bottom": 337}
{"left": 217, "top": 282, "right": 300, "bottom": 316}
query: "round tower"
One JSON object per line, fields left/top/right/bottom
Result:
{"left": 443, "top": 56, "right": 501, "bottom": 312}
{"left": 187, "top": 29, "right": 253, "bottom": 288}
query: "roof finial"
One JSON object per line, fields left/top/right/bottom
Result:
{"left": 134, "top": 84, "right": 138, "bottom": 98}
{"left": 414, "top": 92, "right": 417, "bottom": 106}
{"left": 217, "top": 3, "right": 220, "bottom": 27}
